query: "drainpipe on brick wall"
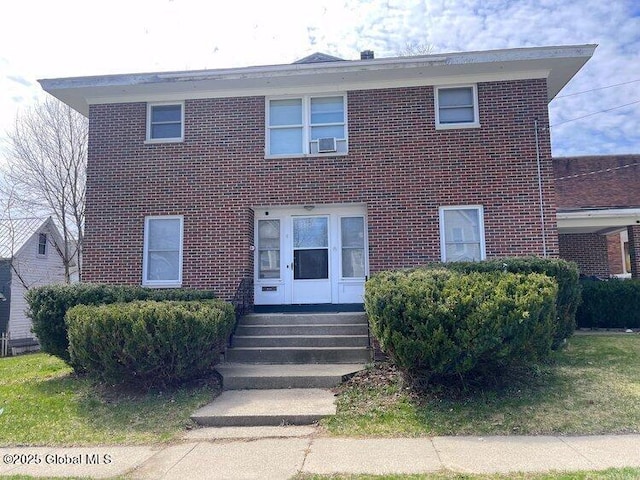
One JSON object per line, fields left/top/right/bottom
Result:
{"left": 534, "top": 119, "right": 548, "bottom": 258}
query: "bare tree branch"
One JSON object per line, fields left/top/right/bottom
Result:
{"left": 395, "top": 41, "right": 434, "bottom": 56}
{"left": 1, "top": 97, "right": 87, "bottom": 282}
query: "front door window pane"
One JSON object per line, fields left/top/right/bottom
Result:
{"left": 294, "top": 249, "right": 329, "bottom": 279}
{"left": 293, "top": 217, "right": 328, "bottom": 248}
{"left": 293, "top": 217, "right": 329, "bottom": 280}
{"left": 258, "top": 219, "right": 280, "bottom": 279}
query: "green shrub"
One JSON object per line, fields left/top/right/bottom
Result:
{"left": 576, "top": 279, "right": 640, "bottom": 329}
{"left": 66, "top": 299, "right": 234, "bottom": 386}
{"left": 438, "top": 257, "right": 580, "bottom": 347}
{"left": 365, "top": 268, "right": 557, "bottom": 384}
{"left": 26, "top": 283, "right": 216, "bottom": 363}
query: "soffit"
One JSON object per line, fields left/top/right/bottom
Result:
{"left": 40, "top": 44, "right": 596, "bottom": 117}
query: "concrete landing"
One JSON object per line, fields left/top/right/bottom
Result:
{"left": 216, "top": 363, "right": 365, "bottom": 389}
{"left": 190, "top": 389, "right": 336, "bottom": 427}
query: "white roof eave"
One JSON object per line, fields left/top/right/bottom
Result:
{"left": 39, "top": 44, "right": 596, "bottom": 117}
{"left": 557, "top": 208, "right": 640, "bottom": 234}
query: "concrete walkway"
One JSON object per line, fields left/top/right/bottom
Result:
{"left": 1, "top": 428, "right": 639, "bottom": 479}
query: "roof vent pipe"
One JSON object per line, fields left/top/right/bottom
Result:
{"left": 360, "top": 50, "right": 374, "bottom": 60}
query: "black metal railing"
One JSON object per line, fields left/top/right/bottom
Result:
{"left": 231, "top": 276, "right": 253, "bottom": 331}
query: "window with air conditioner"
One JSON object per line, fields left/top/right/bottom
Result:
{"left": 267, "top": 95, "right": 347, "bottom": 156}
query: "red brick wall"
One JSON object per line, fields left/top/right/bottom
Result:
{"left": 84, "top": 79, "right": 557, "bottom": 300}
{"left": 607, "top": 233, "right": 624, "bottom": 275}
{"left": 629, "top": 225, "right": 640, "bottom": 279}
{"left": 558, "top": 233, "right": 609, "bottom": 277}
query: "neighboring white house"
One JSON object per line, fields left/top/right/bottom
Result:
{"left": 0, "top": 217, "right": 69, "bottom": 355}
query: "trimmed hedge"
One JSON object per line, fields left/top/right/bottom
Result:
{"left": 576, "top": 279, "right": 640, "bottom": 329}
{"left": 365, "top": 268, "right": 558, "bottom": 384}
{"left": 66, "top": 300, "right": 235, "bottom": 386}
{"left": 26, "top": 283, "right": 216, "bottom": 363}
{"left": 437, "top": 257, "right": 581, "bottom": 347}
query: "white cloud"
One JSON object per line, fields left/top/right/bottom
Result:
{"left": 0, "top": 0, "right": 638, "bottom": 156}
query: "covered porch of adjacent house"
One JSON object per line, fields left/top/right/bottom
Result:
{"left": 557, "top": 207, "right": 640, "bottom": 279}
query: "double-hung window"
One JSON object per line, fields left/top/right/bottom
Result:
{"left": 143, "top": 216, "right": 183, "bottom": 287}
{"left": 439, "top": 206, "right": 486, "bottom": 262}
{"left": 267, "top": 95, "right": 347, "bottom": 156}
{"left": 435, "top": 85, "right": 479, "bottom": 129}
{"left": 147, "top": 102, "right": 184, "bottom": 142}
{"left": 37, "top": 233, "right": 47, "bottom": 256}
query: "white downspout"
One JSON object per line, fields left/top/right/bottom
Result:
{"left": 534, "top": 119, "right": 548, "bottom": 258}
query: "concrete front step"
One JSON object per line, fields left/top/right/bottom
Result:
{"left": 235, "top": 324, "right": 369, "bottom": 336}
{"left": 225, "top": 346, "right": 371, "bottom": 364}
{"left": 232, "top": 334, "right": 369, "bottom": 348}
{"left": 240, "top": 313, "right": 367, "bottom": 326}
{"left": 216, "top": 363, "right": 365, "bottom": 390}
{"left": 190, "top": 388, "right": 336, "bottom": 426}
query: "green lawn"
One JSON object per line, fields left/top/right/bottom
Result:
{"left": 322, "top": 334, "right": 640, "bottom": 436}
{"left": 0, "top": 335, "right": 638, "bottom": 446}
{"left": 0, "top": 353, "right": 219, "bottom": 446}
{"left": 293, "top": 469, "right": 640, "bottom": 480}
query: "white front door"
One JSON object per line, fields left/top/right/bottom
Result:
{"left": 254, "top": 205, "right": 367, "bottom": 305}
{"left": 292, "top": 216, "right": 331, "bottom": 303}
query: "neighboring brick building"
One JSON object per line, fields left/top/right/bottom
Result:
{"left": 41, "top": 45, "right": 595, "bottom": 307}
{"left": 554, "top": 155, "right": 640, "bottom": 278}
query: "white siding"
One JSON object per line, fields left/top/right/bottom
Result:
{"left": 8, "top": 230, "right": 66, "bottom": 342}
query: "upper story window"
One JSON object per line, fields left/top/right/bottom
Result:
{"left": 267, "top": 95, "right": 347, "bottom": 156}
{"left": 146, "top": 102, "right": 184, "bottom": 142}
{"left": 143, "top": 216, "right": 183, "bottom": 287}
{"left": 434, "top": 85, "right": 479, "bottom": 129}
{"left": 37, "top": 233, "right": 47, "bottom": 256}
{"left": 439, "top": 206, "right": 486, "bottom": 262}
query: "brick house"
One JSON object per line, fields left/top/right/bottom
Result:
{"left": 555, "top": 155, "right": 640, "bottom": 278}
{"left": 40, "top": 45, "right": 595, "bottom": 309}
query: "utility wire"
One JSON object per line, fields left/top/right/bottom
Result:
{"left": 556, "top": 161, "right": 640, "bottom": 181}
{"left": 550, "top": 99, "right": 640, "bottom": 128}
{"left": 554, "top": 78, "right": 640, "bottom": 99}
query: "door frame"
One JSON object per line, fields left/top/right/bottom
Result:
{"left": 253, "top": 204, "right": 368, "bottom": 305}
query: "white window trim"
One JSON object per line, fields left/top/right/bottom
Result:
{"left": 439, "top": 205, "right": 486, "bottom": 262}
{"left": 145, "top": 102, "right": 185, "bottom": 143}
{"left": 265, "top": 94, "right": 348, "bottom": 158}
{"left": 434, "top": 85, "right": 480, "bottom": 130}
{"left": 142, "top": 215, "right": 184, "bottom": 287}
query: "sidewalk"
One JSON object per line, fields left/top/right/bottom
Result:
{"left": 1, "top": 427, "right": 639, "bottom": 479}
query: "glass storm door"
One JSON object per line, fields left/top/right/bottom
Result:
{"left": 292, "top": 216, "right": 332, "bottom": 303}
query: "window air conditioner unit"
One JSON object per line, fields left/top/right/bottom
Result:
{"left": 317, "top": 137, "right": 337, "bottom": 153}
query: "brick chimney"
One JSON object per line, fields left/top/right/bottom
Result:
{"left": 360, "top": 50, "right": 374, "bottom": 60}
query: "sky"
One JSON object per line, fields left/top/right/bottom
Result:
{"left": 1, "top": 0, "right": 639, "bottom": 157}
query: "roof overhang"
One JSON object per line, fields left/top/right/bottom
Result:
{"left": 39, "top": 44, "right": 596, "bottom": 117}
{"left": 557, "top": 208, "right": 640, "bottom": 234}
